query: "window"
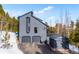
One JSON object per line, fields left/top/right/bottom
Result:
{"left": 26, "top": 17, "right": 30, "bottom": 23}
{"left": 22, "top": 36, "right": 31, "bottom": 43}
{"left": 34, "top": 27, "right": 38, "bottom": 33}
{"left": 26, "top": 17, "right": 30, "bottom": 33}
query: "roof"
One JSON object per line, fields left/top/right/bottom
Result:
{"left": 32, "top": 15, "right": 48, "bottom": 27}
{"left": 50, "top": 34, "right": 61, "bottom": 39}
{"left": 18, "top": 11, "right": 48, "bottom": 27}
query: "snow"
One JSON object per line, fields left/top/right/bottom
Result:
{"left": 69, "top": 44, "right": 79, "bottom": 53}
{"left": 0, "top": 31, "right": 23, "bottom": 54}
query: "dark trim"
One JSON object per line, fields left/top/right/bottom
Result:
{"left": 32, "top": 36, "right": 41, "bottom": 38}
{"left": 18, "top": 17, "right": 20, "bottom": 41}
{"left": 26, "top": 17, "right": 30, "bottom": 33}
{"left": 18, "top": 11, "right": 33, "bottom": 19}
{"left": 34, "top": 27, "right": 38, "bottom": 33}
{"left": 32, "top": 15, "right": 48, "bottom": 27}
{"left": 18, "top": 11, "right": 48, "bottom": 27}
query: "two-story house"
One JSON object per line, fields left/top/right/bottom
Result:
{"left": 18, "top": 11, "right": 47, "bottom": 44}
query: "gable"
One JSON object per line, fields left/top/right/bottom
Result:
{"left": 18, "top": 11, "right": 48, "bottom": 27}
{"left": 32, "top": 15, "right": 48, "bottom": 27}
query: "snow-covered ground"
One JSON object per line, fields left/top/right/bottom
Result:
{"left": 0, "top": 31, "right": 23, "bottom": 54}
{"left": 69, "top": 44, "right": 79, "bottom": 53}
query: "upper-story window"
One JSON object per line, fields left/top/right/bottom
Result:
{"left": 26, "top": 17, "right": 30, "bottom": 23}
{"left": 26, "top": 17, "right": 30, "bottom": 33}
{"left": 34, "top": 27, "right": 38, "bottom": 33}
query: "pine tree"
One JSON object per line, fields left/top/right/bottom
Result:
{"left": 74, "top": 20, "right": 79, "bottom": 42}
{"left": 69, "top": 19, "right": 79, "bottom": 47}
{"left": 12, "top": 17, "right": 18, "bottom": 32}
{"left": 0, "top": 4, "right": 18, "bottom": 48}
{"left": 0, "top": 4, "right": 5, "bottom": 18}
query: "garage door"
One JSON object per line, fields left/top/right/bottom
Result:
{"left": 32, "top": 36, "right": 41, "bottom": 43}
{"left": 22, "top": 36, "right": 31, "bottom": 43}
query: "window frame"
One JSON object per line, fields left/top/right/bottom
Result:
{"left": 34, "top": 27, "right": 38, "bottom": 33}
{"left": 26, "top": 17, "right": 30, "bottom": 33}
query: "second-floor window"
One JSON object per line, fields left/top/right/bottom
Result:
{"left": 34, "top": 27, "right": 38, "bottom": 33}
{"left": 26, "top": 17, "right": 30, "bottom": 33}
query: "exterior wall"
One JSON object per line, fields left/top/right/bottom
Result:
{"left": 19, "top": 12, "right": 47, "bottom": 43}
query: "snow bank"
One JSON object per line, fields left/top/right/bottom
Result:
{"left": 0, "top": 31, "right": 23, "bottom": 54}
{"left": 69, "top": 44, "right": 79, "bottom": 53}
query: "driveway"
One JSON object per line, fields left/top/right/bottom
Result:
{"left": 18, "top": 43, "right": 70, "bottom": 54}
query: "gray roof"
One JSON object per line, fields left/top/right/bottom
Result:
{"left": 18, "top": 11, "right": 48, "bottom": 27}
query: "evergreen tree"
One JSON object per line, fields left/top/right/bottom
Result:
{"left": 69, "top": 19, "right": 79, "bottom": 47}
{"left": 0, "top": 4, "right": 5, "bottom": 18}
{"left": 0, "top": 4, "right": 18, "bottom": 32}
{"left": 12, "top": 17, "right": 18, "bottom": 32}
{"left": 74, "top": 20, "right": 79, "bottom": 42}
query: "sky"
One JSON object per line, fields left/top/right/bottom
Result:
{"left": 2, "top": 4, "right": 79, "bottom": 26}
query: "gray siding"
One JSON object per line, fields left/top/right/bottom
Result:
{"left": 19, "top": 12, "right": 47, "bottom": 43}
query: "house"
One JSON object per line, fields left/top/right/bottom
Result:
{"left": 18, "top": 11, "right": 47, "bottom": 44}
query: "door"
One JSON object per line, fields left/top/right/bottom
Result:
{"left": 32, "top": 36, "right": 41, "bottom": 43}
